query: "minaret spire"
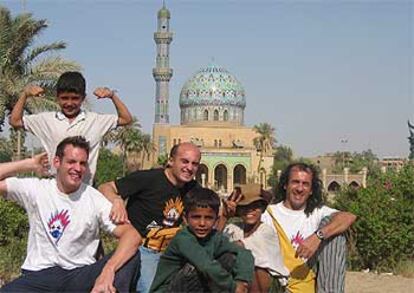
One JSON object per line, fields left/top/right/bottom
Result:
{"left": 153, "top": 2, "right": 173, "bottom": 124}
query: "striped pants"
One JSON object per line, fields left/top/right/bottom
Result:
{"left": 307, "top": 217, "right": 347, "bottom": 293}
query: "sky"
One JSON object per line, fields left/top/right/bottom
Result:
{"left": 2, "top": 0, "right": 413, "bottom": 158}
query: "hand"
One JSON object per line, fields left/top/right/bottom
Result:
{"left": 24, "top": 85, "right": 44, "bottom": 98}
{"left": 110, "top": 197, "right": 130, "bottom": 224}
{"left": 91, "top": 267, "right": 116, "bottom": 293}
{"left": 222, "top": 189, "right": 242, "bottom": 218}
{"left": 94, "top": 87, "right": 115, "bottom": 99}
{"left": 234, "top": 281, "right": 249, "bottom": 293}
{"left": 31, "top": 152, "right": 50, "bottom": 177}
{"left": 295, "top": 233, "right": 321, "bottom": 260}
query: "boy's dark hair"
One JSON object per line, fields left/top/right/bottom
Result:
{"left": 56, "top": 71, "right": 86, "bottom": 96}
{"left": 55, "top": 136, "right": 90, "bottom": 159}
{"left": 184, "top": 187, "right": 220, "bottom": 216}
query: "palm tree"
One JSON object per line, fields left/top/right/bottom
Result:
{"left": 0, "top": 6, "right": 79, "bottom": 158}
{"left": 104, "top": 117, "right": 142, "bottom": 175}
{"left": 139, "top": 133, "right": 155, "bottom": 169}
{"left": 253, "top": 122, "right": 277, "bottom": 173}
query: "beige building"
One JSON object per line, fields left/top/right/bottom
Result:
{"left": 150, "top": 5, "right": 273, "bottom": 194}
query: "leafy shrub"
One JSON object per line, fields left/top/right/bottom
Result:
{"left": 95, "top": 148, "right": 123, "bottom": 187}
{"left": 334, "top": 164, "right": 414, "bottom": 272}
{"left": 0, "top": 200, "right": 29, "bottom": 282}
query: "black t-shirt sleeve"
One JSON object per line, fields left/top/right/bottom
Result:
{"left": 115, "top": 170, "right": 149, "bottom": 200}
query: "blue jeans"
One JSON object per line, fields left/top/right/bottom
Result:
{"left": 1, "top": 252, "right": 140, "bottom": 293}
{"left": 136, "top": 246, "right": 161, "bottom": 293}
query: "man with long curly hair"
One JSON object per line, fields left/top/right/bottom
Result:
{"left": 262, "top": 162, "right": 356, "bottom": 293}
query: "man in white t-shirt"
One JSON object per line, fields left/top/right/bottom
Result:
{"left": 10, "top": 71, "right": 132, "bottom": 185}
{"left": 262, "top": 163, "right": 356, "bottom": 293}
{"left": 0, "top": 136, "right": 141, "bottom": 293}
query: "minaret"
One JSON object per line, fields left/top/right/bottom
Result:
{"left": 153, "top": 2, "right": 173, "bottom": 124}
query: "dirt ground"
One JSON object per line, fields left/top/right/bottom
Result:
{"left": 345, "top": 271, "right": 414, "bottom": 293}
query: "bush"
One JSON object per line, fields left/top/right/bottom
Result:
{"left": 0, "top": 200, "right": 29, "bottom": 282}
{"left": 334, "top": 164, "right": 414, "bottom": 272}
{"left": 95, "top": 148, "right": 123, "bottom": 186}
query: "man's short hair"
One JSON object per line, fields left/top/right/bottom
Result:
{"left": 56, "top": 71, "right": 86, "bottom": 96}
{"left": 55, "top": 136, "right": 90, "bottom": 159}
{"left": 277, "top": 162, "right": 324, "bottom": 216}
{"left": 184, "top": 187, "right": 220, "bottom": 216}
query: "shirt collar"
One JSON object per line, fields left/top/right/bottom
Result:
{"left": 55, "top": 110, "right": 86, "bottom": 122}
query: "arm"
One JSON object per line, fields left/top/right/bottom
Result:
{"left": 175, "top": 232, "right": 253, "bottom": 291}
{"left": 98, "top": 181, "right": 130, "bottom": 224}
{"left": 296, "top": 211, "right": 357, "bottom": 259}
{"left": 10, "top": 85, "right": 44, "bottom": 128}
{"left": 91, "top": 224, "right": 142, "bottom": 293}
{"left": 0, "top": 153, "right": 49, "bottom": 197}
{"left": 93, "top": 87, "right": 132, "bottom": 126}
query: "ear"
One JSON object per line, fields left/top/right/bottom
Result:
{"left": 53, "top": 156, "right": 61, "bottom": 169}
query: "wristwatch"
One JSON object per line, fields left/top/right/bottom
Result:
{"left": 315, "top": 229, "right": 325, "bottom": 240}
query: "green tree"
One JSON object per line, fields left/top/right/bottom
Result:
{"left": 253, "top": 122, "right": 276, "bottom": 172}
{"left": 334, "top": 164, "right": 414, "bottom": 271}
{"left": 94, "top": 148, "right": 123, "bottom": 186}
{"left": 0, "top": 136, "right": 12, "bottom": 162}
{"left": 332, "top": 149, "right": 379, "bottom": 176}
{"left": 104, "top": 117, "right": 146, "bottom": 175}
{"left": 0, "top": 6, "right": 79, "bottom": 158}
{"left": 138, "top": 133, "right": 155, "bottom": 169}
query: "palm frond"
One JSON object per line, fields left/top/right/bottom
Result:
{"left": 24, "top": 42, "right": 66, "bottom": 64}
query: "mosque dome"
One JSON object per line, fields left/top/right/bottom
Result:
{"left": 158, "top": 6, "right": 170, "bottom": 19}
{"left": 179, "top": 63, "right": 246, "bottom": 126}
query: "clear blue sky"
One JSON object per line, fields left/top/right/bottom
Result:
{"left": 2, "top": 0, "right": 413, "bottom": 158}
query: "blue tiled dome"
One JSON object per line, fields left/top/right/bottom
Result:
{"left": 179, "top": 63, "right": 246, "bottom": 108}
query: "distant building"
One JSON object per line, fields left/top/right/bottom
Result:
{"left": 379, "top": 157, "right": 407, "bottom": 172}
{"left": 149, "top": 4, "right": 273, "bottom": 194}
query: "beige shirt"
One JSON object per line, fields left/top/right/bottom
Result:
{"left": 23, "top": 110, "right": 118, "bottom": 184}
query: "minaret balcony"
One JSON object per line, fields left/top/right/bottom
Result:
{"left": 154, "top": 32, "right": 173, "bottom": 44}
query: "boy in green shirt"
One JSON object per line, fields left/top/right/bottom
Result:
{"left": 150, "top": 188, "right": 254, "bottom": 293}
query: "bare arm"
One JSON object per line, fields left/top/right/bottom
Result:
{"left": 91, "top": 224, "right": 142, "bottom": 293}
{"left": 98, "top": 181, "right": 130, "bottom": 224}
{"left": 0, "top": 153, "right": 49, "bottom": 197}
{"left": 93, "top": 87, "right": 132, "bottom": 126}
{"left": 10, "top": 85, "right": 44, "bottom": 128}
{"left": 296, "top": 211, "right": 357, "bottom": 259}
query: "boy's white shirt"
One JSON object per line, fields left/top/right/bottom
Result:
{"left": 23, "top": 110, "right": 118, "bottom": 184}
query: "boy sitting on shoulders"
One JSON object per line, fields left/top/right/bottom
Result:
{"left": 150, "top": 187, "right": 254, "bottom": 293}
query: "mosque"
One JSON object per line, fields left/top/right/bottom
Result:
{"left": 149, "top": 4, "right": 273, "bottom": 193}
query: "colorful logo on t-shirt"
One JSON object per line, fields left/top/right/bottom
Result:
{"left": 162, "top": 197, "right": 184, "bottom": 227}
{"left": 48, "top": 209, "right": 71, "bottom": 245}
{"left": 291, "top": 231, "right": 304, "bottom": 249}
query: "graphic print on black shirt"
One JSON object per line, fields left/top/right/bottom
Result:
{"left": 115, "top": 168, "right": 198, "bottom": 251}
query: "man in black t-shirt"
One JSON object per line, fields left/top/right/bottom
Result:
{"left": 99, "top": 142, "right": 201, "bottom": 293}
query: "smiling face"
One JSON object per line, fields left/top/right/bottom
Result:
{"left": 237, "top": 200, "right": 266, "bottom": 226}
{"left": 57, "top": 92, "right": 85, "bottom": 119}
{"left": 283, "top": 167, "right": 313, "bottom": 211}
{"left": 54, "top": 144, "right": 88, "bottom": 194}
{"left": 166, "top": 143, "right": 201, "bottom": 186}
{"left": 185, "top": 207, "right": 217, "bottom": 239}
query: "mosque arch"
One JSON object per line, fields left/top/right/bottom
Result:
{"left": 327, "top": 181, "right": 341, "bottom": 192}
{"left": 203, "top": 109, "right": 209, "bottom": 121}
{"left": 349, "top": 181, "right": 360, "bottom": 189}
{"left": 233, "top": 164, "right": 247, "bottom": 186}
{"left": 214, "top": 109, "right": 219, "bottom": 121}
{"left": 214, "top": 164, "right": 228, "bottom": 192}
{"left": 196, "top": 164, "right": 209, "bottom": 188}
{"left": 223, "top": 110, "right": 229, "bottom": 121}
